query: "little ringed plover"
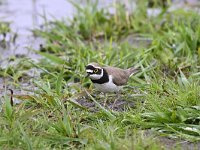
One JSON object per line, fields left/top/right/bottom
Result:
{"left": 85, "top": 62, "right": 139, "bottom": 106}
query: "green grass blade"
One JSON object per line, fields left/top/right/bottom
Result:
{"left": 36, "top": 52, "right": 65, "bottom": 64}
{"left": 56, "top": 66, "right": 64, "bottom": 95}
{"left": 17, "top": 121, "right": 33, "bottom": 150}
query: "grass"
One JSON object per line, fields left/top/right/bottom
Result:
{"left": 0, "top": 22, "right": 10, "bottom": 36}
{"left": 0, "top": 21, "right": 12, "bottom": 49}
{"left": 0, "top": 0, "right": 200, "bottom": 149}
{"left": 0, "top": 20, "right": 17, "bottom": 52}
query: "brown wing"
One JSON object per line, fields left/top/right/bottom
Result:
{"left": 104, "top": 67, "right": 130, "bottom": 86}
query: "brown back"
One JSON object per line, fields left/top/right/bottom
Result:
{"left": 104, "top": 67, "right": 131, "bottom": 86}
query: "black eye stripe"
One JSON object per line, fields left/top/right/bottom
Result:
{"left": 86, "top": 65, "right": 102, "bottom": 75}
{"left": 86, "top": 65, "right": 96, "bottom": 70}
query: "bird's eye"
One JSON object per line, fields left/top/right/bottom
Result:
{"left": 94, "top": 69, "right": 98, "bottom": 73}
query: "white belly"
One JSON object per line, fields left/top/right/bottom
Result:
{"left": 93, "top": 75, "right": 122, "bottom": 93}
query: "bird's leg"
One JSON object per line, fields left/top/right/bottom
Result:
{"left": 111, "top": 91, "right": 120, "bottom": 109}
{"left": 103, "top": 93, "right": 108, "bottom": 107}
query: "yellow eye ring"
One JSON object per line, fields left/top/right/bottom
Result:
{"left": 94, "top": 69, "right": 98, "bottom": 73}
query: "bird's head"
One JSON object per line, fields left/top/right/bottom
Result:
{"left": 85, "top": 62, "right": 103, "bottom": 80}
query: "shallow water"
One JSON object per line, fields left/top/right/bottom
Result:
{"left": 0, "top": 0, "right": 75, "bottom": 60}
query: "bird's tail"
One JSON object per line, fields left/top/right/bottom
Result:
{"left": 127, "top": 67, "right": 140, "bottom": 77}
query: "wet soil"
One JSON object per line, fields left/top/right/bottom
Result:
{"left": 158, "top": 136, "right": 200, "bottom": 150}
{"left": 77, "top": 94, "right": 136, "bottom": 112}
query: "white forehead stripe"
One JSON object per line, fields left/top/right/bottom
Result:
{"left": 88, "top": 64, "right": 101, "bottom": 69}
{"left": 86, "top": 69, "right": 93, "bottom": 73}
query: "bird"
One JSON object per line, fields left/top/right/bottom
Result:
{"left": 85, "top": 62, "right": 139, "bottom": 107}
